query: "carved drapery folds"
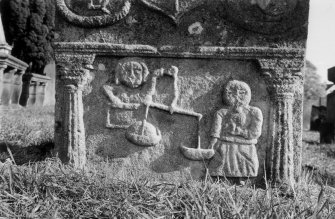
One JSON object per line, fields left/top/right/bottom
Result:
{"left": 258, "top": 58, "right": 304, "bottom": 187}
{"left": 54, "top": 53, "right": 96, "bottom": 169}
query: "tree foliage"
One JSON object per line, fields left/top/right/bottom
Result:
{"left": 304, "top": 60, "right": 326, "bottom": 101}
{"left": 1, "top": 0, "right": 55, "bottom": 74}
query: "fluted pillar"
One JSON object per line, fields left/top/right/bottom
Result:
{"left": 258, "top": 58, "right": 304, "bottom": 187}
{"left": 0, "top": 64, "right": 7, "bottom": 103}
{"left": 268, "top": 85, "right": 295, "bottom": 186}
{"left": 54, "top": 54, "right": 95, "bottom": 169}
{"left": 1, "top": 68, "right": 16, "bottom": 105}
{"left": 11, "top": 70, "right": 24, "bottom": 105}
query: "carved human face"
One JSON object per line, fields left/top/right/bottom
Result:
{"left": 224, "top": 80, "right": 251, "bottom": 108}
{"left": 115, "top": 59, "right": 149, "bottom": 88}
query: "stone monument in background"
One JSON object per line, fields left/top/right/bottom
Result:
{"left": 53, "top": 0, "right": 310, "bottom": 187}
{"left": 0, "top": 6, "right": 28, "bottom": 109}
{"left": 319, "top": 67, "right": 335, "bottom": 143}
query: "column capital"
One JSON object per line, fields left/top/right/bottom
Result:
{"left": 55, "top": 53, "right": 96, "bottom": 87}
{"left": 257, "top": 57, "right": 304, "bottom": 95}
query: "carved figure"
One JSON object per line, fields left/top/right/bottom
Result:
{"left": 88, "top": 0, "right": 111, "bottom": 14}
{"left": 103, "top": 58, "right": 202, "bottom": 147}
{"left": 208, "top": 80, "right": 263, "bottom": 180}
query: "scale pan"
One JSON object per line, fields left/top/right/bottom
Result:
{"left": 180, "top": 146, "right": 215, "bottom": 161}
{"left": 126, "top": 121, "right": 162, "bottom": 147}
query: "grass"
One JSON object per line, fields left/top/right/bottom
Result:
{"left": 303, "top": 131, "right": 335, "bottom": 187}
{"left": 1, "top": 158, "right": 335, "bottom": 218}
{"left": 0, "top": 107, "right": 335, "bottom": 218}
{"left": 0, "top": 106, "right": 54, "bottom": 164}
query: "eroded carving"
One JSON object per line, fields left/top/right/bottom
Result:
{"left": 88, "top": 0, "right": 111, "bottom": 14}
{"left": 140, "top": 0, "right": 205, "bottom": 24}
{"left": 115, "top": 58, "right": 149, "bottom": 88}
{"left": 208, "top": 80, "right": 263, "bottom": 179}
{"left": 56, "top": 0, "right": 131, "bottom": 27}
{"left": 54, "top": 53, "right": 96, "bottom": 169}
{"left": 103, "top": 59, "right": 202, "bottom": 147}
{"left": 257, "top": 57, "right": 304, "bottom": 187}
{"left": 223, "top": 0, "right": 308, "bottom": 34}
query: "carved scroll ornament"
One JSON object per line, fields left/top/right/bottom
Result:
{"left": 56, "top": 0, "right": 131, "bottom": 27}
{"left": 55, "top": 0, "right": 308, "bottom": 35}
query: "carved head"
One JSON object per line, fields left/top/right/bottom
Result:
{"left": 223, "top": 80, "right": 251, "bottom": 108}
{"left": 115, "top": 58, "right": 149, "bottom": 88}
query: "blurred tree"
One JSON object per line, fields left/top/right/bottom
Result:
{"left": 304, "top": 60, "right": 326, "bottom": 101}
{"left": 1, "top": 0, "right": 55, "bottom": 75}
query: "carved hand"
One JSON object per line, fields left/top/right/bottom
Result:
{"left": 153, "top": 68, "right": 164, "bottom": 77}
{"left": 143, "top": 95, "right": 152, "bottom": 106}
{"left": 167, "top": 66, "right": 179, "bottom": 77}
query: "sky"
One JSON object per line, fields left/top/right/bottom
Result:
{"left": 306, "top": 0, "right": 335, "bottom": 82}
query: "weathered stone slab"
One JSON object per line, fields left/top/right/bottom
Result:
{"left": 53, "top": 0, "right": 310, "bottom": 186}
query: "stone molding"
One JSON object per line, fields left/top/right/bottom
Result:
{"left": 0, "top": 53, "right": 28, "bottom": 71}
{"left": 54, "top": 42, "right": 304, "bottom": 59}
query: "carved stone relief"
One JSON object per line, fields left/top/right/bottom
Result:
{"left": 221, "top": 0, "right": 308, "bottom": 35}
{"left": 103, "top": 58, "right": 202, "bottom": 147}
{"left": 207, "top": 80, "right": 263, "bottom": 178}
{"left": 55, "top": 0, "right": 131, "bottom": 27}
{"left": 139, "top": 0, "right": 206, "bottom": 24}
{"left": 55, "top": 0, "right": 308, "bottom": 36}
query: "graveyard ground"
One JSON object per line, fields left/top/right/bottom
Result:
{"left": 0, "top": 108, "right": 335, "bottom": 218}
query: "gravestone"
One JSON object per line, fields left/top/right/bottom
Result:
{"left": 53, "top": 0, "right": 310, "bottom": 186}
{"left": 310, "top": 105, "right": 326, "bottom": 131}
{"left": 0, "top": 5, "right": 28, "bottom": 109}
{"left": 20, "top": 72, "right": 52, "bottom": 107}
{"left": 320, "top": 67, "right": 335, "bottom": 143}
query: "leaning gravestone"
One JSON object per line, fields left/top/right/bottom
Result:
{"left": 54, "top": 0, "right": 310, "bottom": 186}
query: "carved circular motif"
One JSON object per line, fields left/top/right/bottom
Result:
{"left": 253, "top": 0, "right": 298, "bottom": 17}
{"left": 223, "top": 0, "right": 306, "bottom": 35}
{"left": 115, "top": 58, "right": 149, "bottom": 88}
{"left": 56, "top": 0, "right": 131, "bottom": 27}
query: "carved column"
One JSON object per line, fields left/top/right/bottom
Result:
{"left": 54, "top": 54, "right": 95, "bottom": 169}
{"left": 0, "top": 64, "right": 7, "bottom": 103}
{"left": 11, "top": 70, "right": 25, "bottom": 105}
{"left": 1, "top": 68, "right": 16, "bottom": 106}
{"left": 258, "top": 58, "right": 304, "bottom": 187}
